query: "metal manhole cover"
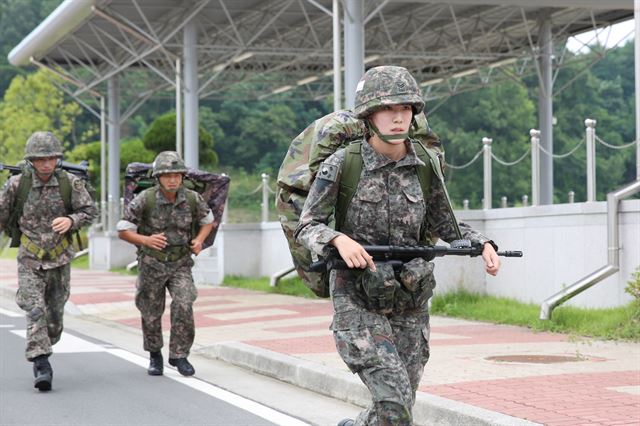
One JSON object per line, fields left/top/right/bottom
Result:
{"left": 486, "top": 354, "right": 585, "bottom": 364}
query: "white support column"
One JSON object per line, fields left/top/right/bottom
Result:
{"left": 482, "top": 137, "right": 493, "bottom": 210}
{"left": 585, "top": 119, "right": 597, "bottom": 202}
{"left": 332, "top": 0, "right": 342, "bottom": 111}
{"left": 636, "top": 0, "right": 640, "bottom": 179}
{"left": 183, "top": 19, "right": 199, "bottom": 168}
{"left": 530, "top": 129, "right": 541, "bottom": 206}
{"left": 107, "top": 76, "right": 120, "bottom": 233}
{"left": 261, "top": 173, "right": 269, "bottom": 223}
{"left": 343, "top": 0, "right": 364, "bottom": 109}
{"left": 538, "top": 17, "right": 554, "bottom": 205}
{"left": 176, "top": 58, "right": 183, "bottom": 157}
{"left": 100, "top": 96, "right": 107, "bottom": 229}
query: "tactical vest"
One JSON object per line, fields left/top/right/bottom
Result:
{"left": 7, "top": 170, "right": 73, "bottom": 248}
{"left": 335, "top": 140, "right": 462, "bottom": 242}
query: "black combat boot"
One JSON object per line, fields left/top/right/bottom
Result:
{"left": 148, "top": 351, "right": 163, "bottom": 376}
{"left": 32, "top": 355, "right": 53, "bottom": 391}
{"left": 337, "top": 419, "right": 354, "bottom": 426}
{"left": 169, "top": 357, "right": 195, "bottom": 376}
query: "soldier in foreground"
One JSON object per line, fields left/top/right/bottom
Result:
{"left": 117, "top": 151, "right": 213, "bottom": 377}
{"left": 295, "top": 66, "right": 501, "bottom": 426}
{"left": 0, "top": 132, "right": 97, "bottom": 391}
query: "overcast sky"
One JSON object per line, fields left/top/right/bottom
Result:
{"left": 566, "top": 19, "right": 635, "bottom": 52}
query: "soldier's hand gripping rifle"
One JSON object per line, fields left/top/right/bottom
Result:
{"left": 309, "top": 240, "right": 523, "bottom": 272}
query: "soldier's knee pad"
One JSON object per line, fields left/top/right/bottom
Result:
{"left": 377, "top": 400, "right": 412, "bottom": 425}
{"left": 27, "top": 307, "right": 44, "bottom": 321}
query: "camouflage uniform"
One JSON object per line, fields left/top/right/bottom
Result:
{"left": 0, "top": 132, "right": 97, "bottom": 361}
{"left": 117, "top": 176, "right": 212, "bottom": 359}
{"left": 295, "top": 67, "right": 494, "bottom": 426}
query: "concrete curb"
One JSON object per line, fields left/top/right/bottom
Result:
{"left": 198, "top": 341, "right": 542, "bottom": 426}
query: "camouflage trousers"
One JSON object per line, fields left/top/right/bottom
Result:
{"left": 135, "top": 256, "right": 197, "bottom": 359}
{"left": 332, "top": 299, "right": 430, "bottom": 426}
{"left": 15, "top": 263, "right": 70, "bottom": 361}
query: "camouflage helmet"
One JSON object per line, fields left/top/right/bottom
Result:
{"left": 152, "top": 151, "right": 188, "bottom": 177}
{"left": 24, "top": 131, "right": 63, "bottom": 160}
{"left": 353, "top": 66, "right": 425, "bottom": 119}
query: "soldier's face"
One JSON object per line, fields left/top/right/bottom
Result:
{"left": 31, "top": 157, "right": 58, "bottom": 179}
{"left": 370, "top": 104, "right": 413, "bottom": 143}
{"left": 158, "top": 173, "right": 183, "bottom": 193}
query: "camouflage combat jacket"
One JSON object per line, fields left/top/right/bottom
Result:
{"left": 0, "top": 172, "right": 97, "bottom": 269}
{"left": 295, "top": 138, "right": 492, "bottom": 299}
{"left": 118, "top": 186, "right": 212, "bottom": 268}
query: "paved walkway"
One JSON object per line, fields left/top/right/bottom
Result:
{"left": 1, "top": 259, "right": 638, "bottom": 426}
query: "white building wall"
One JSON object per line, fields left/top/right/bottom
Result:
{"left": 219, "top": 200, "right": 640, "bottom": 309}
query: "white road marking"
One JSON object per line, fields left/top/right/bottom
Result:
{"left": 10, "top": 329, "right": 310, "bottom": 426}
{"left": 11, "top": 330, "right": 106, "bottom": 353}
{"left": 106, "top": 348, "right": 310, "bottom": 426}
{"left": 0, "top": 307, "right": 22, "bottom": 317}
{"left": 0, "top": 324, "right": 14, "bottom": 328}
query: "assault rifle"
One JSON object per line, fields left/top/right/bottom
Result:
{"left": 309, "top": 240, "right": 523, "bottom": 272}
{"left": 0, "top": 160, "right": 90, "bottom": 180}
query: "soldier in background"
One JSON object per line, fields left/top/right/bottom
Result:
{"left": 295, "top": 66, "right": 501, "bottom": 426}
{"left": 0, "top": 131, "right": 97, "bottom": 391}
{"left": 117, "top": 151, "right": 213, "bottom": 377}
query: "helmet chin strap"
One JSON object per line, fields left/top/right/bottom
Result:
{"left": 367, "top": 120, "right": 414, "bottom": 144}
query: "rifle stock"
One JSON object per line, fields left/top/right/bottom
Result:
{"left": 309, "top": 241, "right": 523, "bottom": 272}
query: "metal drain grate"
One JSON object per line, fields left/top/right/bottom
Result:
{"left": 486, "top": 354, "right": 585, "bottom": 364}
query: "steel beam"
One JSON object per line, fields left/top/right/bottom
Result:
{"left": 183, "top": 18, "right": 199, "bottom": 168}
{"left": 343, "top": 0, "right": 364, "bottom": 109}
{"left": 538, "top": 16, "right": 554, "bottom": 205}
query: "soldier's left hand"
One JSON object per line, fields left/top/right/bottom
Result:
{"left": 190, "top": 239, "right": 204, "bottom": 255}
{"left": 482, "top": 243, "right": 500, "bottom": 276}
{"left": 52, "top": 217, "right": 73, "bottom": 234}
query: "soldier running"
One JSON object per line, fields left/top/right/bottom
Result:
{"left": 295, "top": 66, "right": 501, "bottom": 426}
{"left": 117, "top": 151, "right": 213, "bottom": 377}
{"left": 0, "top": 131, "right": 97, "bottom": 391}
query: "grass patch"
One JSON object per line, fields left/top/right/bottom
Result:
{"left": 431, "top": 289, "right": 640, "bottom": 341}
{"left": 222, "top": 275, "right": 318, "bottom": 298}
{"left": 0, "top": 247, "right": 18, "bottom": 259}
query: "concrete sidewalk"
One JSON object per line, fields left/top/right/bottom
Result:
{"left": 1, "top": 258, "right": 638, "bottom": 426}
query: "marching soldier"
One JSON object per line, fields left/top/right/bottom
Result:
{"left": 295, "top": 67, "right": 501, "bottom": 425}
{"left": 0, "top": 131, "right": 97, "bottom": 391}
{"left": 117, "top": 151, "right": 213, "bottom": 377}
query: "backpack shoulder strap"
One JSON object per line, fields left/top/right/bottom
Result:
{"left": 8, "top": 172, "right": 32, "bottom": 247}
{"left": 139, "top": 187, "right": 158, "bottom": 236}
{"left": 413, "top": 140, "right": 463, "bottom": 240}
{"left": 185, "top": 190, "right": 198, "bottom": 238}
{"left": 55, "top": 170, "right": 73, "bottom": 213}
{"left": 335, "top": 142, "right": 363, "bottom": 231}
{"left": 412, "top": 140, "right": 433, "bottom": 202}
{"left": 13, "top": 172, "right": 32, "bottom": 217}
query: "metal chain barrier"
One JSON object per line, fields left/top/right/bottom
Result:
{"left": 234, "top": 183, "right": 264, "bottom": 196}
{"left": 491, "top": 149, "right": 530, "bottom": 166}
{"left": 445, "top": 148, "right": 483, "bottom": 169}
{"left": 538, "top": 137, "right": 585, "bottom": 159}
{"left": 595, "top": 135, "right": 638, "bottom": 150}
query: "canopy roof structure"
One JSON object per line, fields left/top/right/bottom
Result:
{"left": 8, "top": 0, "right": 634, "bottom": 108}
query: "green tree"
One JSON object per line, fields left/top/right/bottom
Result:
{"left": 142, "top": 112, "right": 218, "bottom": 169}
{"left": 431, "top": 81, "right": 535, "bottom": 208}
{"left": 0, "top": 0, "right": 63, "bottom": 97}
{"left": 0, "top": 70, "right": 82, "bottom": 166}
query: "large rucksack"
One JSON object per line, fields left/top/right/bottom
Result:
{"left": 124, "top": 163, "right": 230, "bottom": 249}
{"left": 276, "top": 110, "right": 447, "bottom": 298}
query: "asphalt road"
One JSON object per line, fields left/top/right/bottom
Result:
{"left": 0, "top": 309, "right": 309, "bottom": 426}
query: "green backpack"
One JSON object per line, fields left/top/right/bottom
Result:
{"left": 276, "top": 110, "right": 456, "bottom": 298}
